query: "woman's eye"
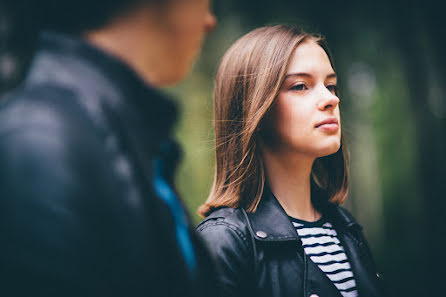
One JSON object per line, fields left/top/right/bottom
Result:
{"left": 291, "top": 84, "right": 307, "bottom": 91}
{"left": 327, "top": 85, "right": 338, "bottom": 93}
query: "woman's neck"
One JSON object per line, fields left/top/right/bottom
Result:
{"left": 262, "top": 148, "right": 320, "bottom": 222}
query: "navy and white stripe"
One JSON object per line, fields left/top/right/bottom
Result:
{"left": 290, "top": 217, "right": 358, "bottom": 297}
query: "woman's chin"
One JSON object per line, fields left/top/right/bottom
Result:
{"left": 314, "top": 141, "right": 341, "bottom": 158}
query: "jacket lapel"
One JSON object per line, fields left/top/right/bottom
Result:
{"left": 326, "top": 204, "right": 382, "bottom": 297}
{"left": 246, "top": 188, "right": 300, "bottom": 242}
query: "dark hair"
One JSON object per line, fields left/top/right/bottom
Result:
{"left": 0, "top": 0, "right": 166, "bottom": 92}
{"left": 29, "top": 0, "right": 166, "bottom": 34}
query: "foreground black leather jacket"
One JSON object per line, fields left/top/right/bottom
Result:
{"left": 0, "top": 31, "right": 216, "bottom": 296}
{"left": 197, "top": 187, "right": 384, "bottom": 297}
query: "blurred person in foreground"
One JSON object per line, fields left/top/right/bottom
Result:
{"left": 0, "top": 0, "right": 216, "bottom": 296}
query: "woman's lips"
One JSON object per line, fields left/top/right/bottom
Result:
{"left": 316, "top": 123, "right": 339, "bottom": 131}
{"left": 315, "top": 118, "right": 339, "bottom": 131}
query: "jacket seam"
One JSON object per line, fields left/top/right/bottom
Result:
{"left": 197, "top": 221, "right": 250, "bottom": 247}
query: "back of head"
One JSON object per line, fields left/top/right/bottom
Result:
{"left": 0, "top": 0, "right": 145, "bottom": 92}
{"left": 2, "top": 0, "right": 215, "bottom": 89}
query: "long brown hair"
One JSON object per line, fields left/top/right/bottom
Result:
{"left": 198, "top": 25, "right": 349, "bottom": 217}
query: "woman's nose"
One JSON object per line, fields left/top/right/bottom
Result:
{"left": 317, "top": 88, "right": 340, "bottom": 111}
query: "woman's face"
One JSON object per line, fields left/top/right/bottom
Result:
{"left": 263, "top": 40, "right": 341, "bottom": 158}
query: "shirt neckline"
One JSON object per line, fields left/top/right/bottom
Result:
{"left": 288, "top": 215, "right": 327, "bottom": 228}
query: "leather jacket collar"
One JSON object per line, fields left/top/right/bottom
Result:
{"left": 246, "top": 186, "right": 363, "bottom": 243}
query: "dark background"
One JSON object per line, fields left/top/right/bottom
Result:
{"left": 1, "top": 0, "right": 445, "bottom": 295}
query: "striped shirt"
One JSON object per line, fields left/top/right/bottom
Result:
{"left": 289, "top": 216, "right": 358, "bottom": 297}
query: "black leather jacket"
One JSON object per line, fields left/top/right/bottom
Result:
{"left": 197, "top": 187, "right": 383, "bottom": 297}
{"left": 0, "top": 31, "right": 215, "bottom": 296}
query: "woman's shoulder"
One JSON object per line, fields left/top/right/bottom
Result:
{"left": 197, "top": 207, "right": 249, "bottom": 232}
{"left": 196, "top": 207, "right": 251, "bottom": 248}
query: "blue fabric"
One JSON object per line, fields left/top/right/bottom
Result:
{"left": 152, "top": 158, "right": 197, "bottom": 278}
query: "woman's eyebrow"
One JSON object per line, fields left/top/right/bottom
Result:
{"left": 284, "top": 72, "right": 337, "bottom": 79}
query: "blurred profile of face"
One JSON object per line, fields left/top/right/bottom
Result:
{"left": 157, "top": 0, "right": 216, "bottom": 85}
{"left": 263, "top": 40, "right": 341, "bottom": 158}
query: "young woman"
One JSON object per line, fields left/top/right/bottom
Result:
{"left": 197, "top": 25, "right": 383, "bottom": 297}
